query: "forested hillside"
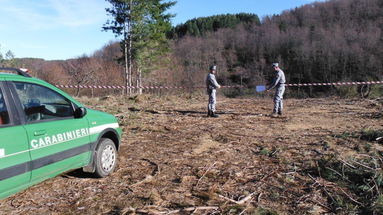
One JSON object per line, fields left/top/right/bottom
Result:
{"left": 169, "top": 0, "right": 383, "bottom": 96}
{"left": 168, "top": 13, "right": 260, "bottom": 38}
{"left": 3, "top": 0, "right": 383, "bottom": 97}
{"left": 11, "top": 42, "right": 123, "bottom": 96}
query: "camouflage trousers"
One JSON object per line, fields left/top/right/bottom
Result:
{"left": 207, "top": 89, "right": 216, "bottom": 112}
{"left": 273, "top": 85, "right": 285, "bottom": 114}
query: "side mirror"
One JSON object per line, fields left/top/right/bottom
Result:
{"left": 74, "top": 107, "right": 87, "bottom": 118}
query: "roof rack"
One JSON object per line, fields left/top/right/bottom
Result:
{"left": 0, "top": 67, "right": 32, "bottom": 78}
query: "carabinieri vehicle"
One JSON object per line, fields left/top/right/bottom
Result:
{"left": 0, "top": 67, "right": 122, "bottom": 199}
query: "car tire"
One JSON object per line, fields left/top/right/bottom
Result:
{"left": 94, "top": 138, "right": 117, "bottom": 178}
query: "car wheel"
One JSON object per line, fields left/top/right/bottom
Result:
{"left": 94, "top": 138, "right": 117, "bottom": 178}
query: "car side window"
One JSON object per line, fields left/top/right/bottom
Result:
{"left": 0, "top": 89, "right": 10, "bottom": 125}
{"left": 12, "top": 82, "right": 74, "bottom": 122}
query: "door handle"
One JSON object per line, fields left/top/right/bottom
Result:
{"left": 34, "top": 130, "right": 46, "bottom": 136}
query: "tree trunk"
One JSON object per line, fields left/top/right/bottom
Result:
{"left": 76, "top": 85, "right": 80, "bottom": 97}
{"left": 127, "top": 0, "right": 133, "bottom": 96}
{"left": 138, "top": 67, "right": 142, "bottom": 94}
{"left": 124, "top": 38, "right": 129, "bottom": 95}
{"left": 122, "top": 0, "right": 133, "bottom": 96}
{"left": 128, "top": 37, "right": 132, "bottom": 96}
{"left": 123, "top": 20, "right": 129, "bottom": 96}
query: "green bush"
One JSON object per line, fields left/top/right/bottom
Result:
{"left": 313, "top": 154, "right": 383, "bottom": 214}
{"left": 360, "top": 129, "right": 383, "bottom": 142}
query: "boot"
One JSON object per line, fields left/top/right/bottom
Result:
{"left": 208, "top": 110, "right": 212, "bottom": 117}
{"left": 271, "top": 112, "right": 278, "bottom": 117}
{"left": 211, "top": 112, "right": 219, "bottom": 117}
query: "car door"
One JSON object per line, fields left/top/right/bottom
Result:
{"left": 10, "top": 81, "right": 91, "bottom": 182}
{"left": 0, "top": 82, "right": 31, "bottom": 199}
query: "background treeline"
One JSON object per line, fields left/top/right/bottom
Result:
{"left": 169, "top": 0, "right": 383, "bottom": 97}
{"left": 2, "top": 0, "right": 383, "bottom": 97}
{"left": 168, "top": 13, "right": 260, "bottom": 38}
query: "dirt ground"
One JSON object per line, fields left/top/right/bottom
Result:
{"left": 1, "top": 94, "right": 382, "bottom": 215}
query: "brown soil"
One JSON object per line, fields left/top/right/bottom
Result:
{"left": 1, "top": 95, "right": 382, "bottom": 215}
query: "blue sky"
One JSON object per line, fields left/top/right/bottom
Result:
{"left": 0, "top": 0, "right": 322, "bottom": 60}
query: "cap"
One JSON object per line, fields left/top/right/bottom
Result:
{"left": 272, "top": 63, "right": 279, "bottom": 68}
{"left": 210, "top": 65, "right": 217, "bottom": 71}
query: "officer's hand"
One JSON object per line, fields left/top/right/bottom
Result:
{"left": 217, "top": 85, "right": 221, "bottom": 89}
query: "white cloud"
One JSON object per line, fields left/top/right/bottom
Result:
{"left": 1, "top": 6, "right": 52, "bottom": 30}
{"left": 49, "top": 0, "right": 107, "bottom": 27}
{"left": 0, "top": 0, "right": 108, "bottom": 30}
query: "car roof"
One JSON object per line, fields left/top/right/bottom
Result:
{"left": 0, "top": 72, "right": 44, "bottom": 84}
{"left": 0, "top": 67, "right": 31, "bottom": 76}
{"left": 0, "top": 72, "right": 29, "bottom": 79}
{"left": 0, "top": 67, "right": 50, "bottom": 84}
{"left": 0, "top": 67, "right": 83, "bottom": 106}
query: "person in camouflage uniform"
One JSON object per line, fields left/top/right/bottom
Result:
{"left": 267, "top": 63, "right": 286, "bottom": 116}
{"left": 206, "top": 65, "right": 221, "bottom": 117}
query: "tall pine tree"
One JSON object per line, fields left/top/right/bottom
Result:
{"left": 103, "top": 0, "right": 175, "bottom": 95}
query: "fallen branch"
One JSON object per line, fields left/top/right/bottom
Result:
{"left": 308, "top": 199, "right": 332, "bottom": 211}
{"left": 308, "top": 174, "right": 337, "bottom": 206}
{"left": 270, "top": 149, "right": 280, "bottom": 156}
{"left": 218, "top": 192, "right": 256, "bottom": 205}
{"left": 129, "top": 175, "right": 154, "bottom": 187}
{"left": 340, "top": 159, "right": 356, "bottom": 169}
{"left": 142, "top": 158, "right": 160, "bottom": 176}
{"left": 373, "top": 178, "right": 381, "bottom": 196}
{"left": 339, "top": 187, "right": 363, "bottom": 205}
{"left": 308, "top": 174, "right": 336, "bottom": 188}
{"left": 295, "top": 192, "right": 332, "bottom": 211}
{"left": 134, "top": 206, "right": 219, "bottom": 214}
{"left": 350, "top": 160, "right": 375, "bottom": 171}
{"left": 257, "top": 192, "right": 263, "bottom": 202}
{"left": 218, "top": 170, "right": 276, "bottom": 205}
{"left": 165, "top": 206, "right": 219, "bottom": 214}
{"left": 325, "top": 167, "right": 351, "bottom": 182}
{"left": 308, "top": 173, "right": 362, "bottom": 207}
{"left": 238, "top": 203, "right": 251, "bottom": 215}
{"left": 196, "top": 162, "right": 217, "bottom": 187}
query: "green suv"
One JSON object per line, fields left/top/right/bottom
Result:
{"left": 0, "top": 68, "right": 122, "bottom": 199}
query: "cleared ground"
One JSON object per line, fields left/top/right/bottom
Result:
{"left": 1, "top": 95, "right": 382, "bottom": 214}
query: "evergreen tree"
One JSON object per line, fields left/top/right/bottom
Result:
{"left": 170, "top": 13, "right": 260, "bottom": 38}
{"left": 103, "top": 0, "right": 175, "bottom": 95}
{"left": 134, "top": 0, "right": 175, "bottom": 93}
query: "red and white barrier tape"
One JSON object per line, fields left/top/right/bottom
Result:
{"left": 55, "top": 85, "right": 242, "bottom": 89}
{"left": 286, "top": 81, "right": 383, "bottom": 87}
{"left": 55, "top": 81, "right": 383, "bottom": 89}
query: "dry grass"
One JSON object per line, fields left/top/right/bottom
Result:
{"left": 1, "top": 95, "right": 382, "bottom": 214}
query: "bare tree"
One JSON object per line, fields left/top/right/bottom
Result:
{"left": 62, "top": 56, "right": 100, "bottom": 96}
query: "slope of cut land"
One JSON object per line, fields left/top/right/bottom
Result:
{"left": 1, "top": 95, "right": 382, "bottom": 214}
